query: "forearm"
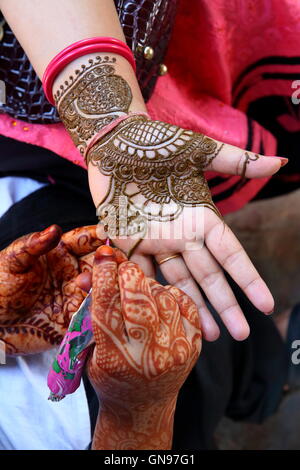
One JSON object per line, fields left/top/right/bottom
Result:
{"left": 0, "top": 0, "right": 126, "bottom": 77}
{"left": 0, "top": 0, "right": 147, "bottom": 207}
{"left": 92, "top": 397, "right": 177, "bottom": 450}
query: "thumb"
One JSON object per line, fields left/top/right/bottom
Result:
{"left": 205, "top": 138, "right": 288, "bottom": 178}
{"left": 91, "top": 245, "right": 120, "bottom": 327}
{"left": 6, "top": 225, "right": 62, "bottom": 274}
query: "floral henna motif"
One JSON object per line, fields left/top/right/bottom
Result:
{"left": 0, "top": 226, "right": 102, "bottom": 355}
{"left": 53, "top": 56, "right": 223, "bottom": 241}
{"left": 54, "top": 56, "right": 132, "bottom": 155}
{"left": 89, "top": 116, "right": 224, "bottom": 239}
{"left": 55, "top": 57, "right": 259, "bottom": 247}
{"left": 88, "top": 256, "right": 201, "bottom": 450}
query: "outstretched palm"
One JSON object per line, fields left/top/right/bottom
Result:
{"left": 87, "top": 116, "right": 285, "bottom": 341}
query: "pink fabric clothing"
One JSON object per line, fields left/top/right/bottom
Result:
{"left": 1, "top": 0, "right": 300, "bottom": 213}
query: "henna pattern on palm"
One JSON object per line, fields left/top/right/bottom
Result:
{"left": 0, "top": 225, "right": 102, "bottom": 355}
{"left": 88, "top": 252, "right": 201, "bottom": 450}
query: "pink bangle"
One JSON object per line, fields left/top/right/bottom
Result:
{"left": 84, "top": 112, "right": 150, "bottom": 163}
{"left": 43, "top": 37, "right": 136, "bottom": 105}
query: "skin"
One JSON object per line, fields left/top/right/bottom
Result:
{"left": 54, "top": 54, "right": 286, "bottom": 342}
{"left": 0, "top": 230, "right": 201, "bottom": 449}
{"left": 0, "top": 0, "right": 288, "bottom": 342}
{"left": 225, "top": 189, "right": 300, "bottom": 316}
{"left": 0, "top": 225, "right": 103, "bottom": 355}
{"left": 86, "top": 245, "right": 202, "bottom": 450}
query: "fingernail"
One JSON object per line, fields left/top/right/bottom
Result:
{"left": 277, "top": 157, "right": 289, "bottom": 167}
{"left": 40, "top": 225, "right": 60, "bottom": 238}
{"left": 95, "top": 245, "right": 115, "bottom": 261}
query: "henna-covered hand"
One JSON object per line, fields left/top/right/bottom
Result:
{"left": 55, "top": 55, "right": 287, "bottom": 342}
{"left": 87, "top": 245, "right": 201, "bottom": 450}
{"left": 0, "top": 225, "right": 103, "bottom": 355}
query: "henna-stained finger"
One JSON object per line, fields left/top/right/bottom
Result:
{"left": 118, "top": 261, "right": 160, "bottom": 344}
{"left": 157, "top": 255, "right": 220, "bottom": 342}
{"left": 88, "top": 245, "right": 128, "bottom": 385}
{"left": 148, "top": 278, "right": 184, "bottom": 337}
{"left": 130, "top": 252, "right": 156, "bottom": 278}
{"left": 147, "top": 279, "right": 189, "bottom": 367}
{"left": 164, "top": 285, "right": 202, "bottom": 356}
{"left": 61, "top": 225, "right": 105, "bottom": 257}
{"left": 76, "top": 271, "right": 92, "bottom": 293}
{"left": 6, "top": 224, "right": 62, "bottom": 274}
{"left": 204, "top": 140, "right": 288, "bottom": 178}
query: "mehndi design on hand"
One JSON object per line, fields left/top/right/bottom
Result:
{"left": 55, "top": 56, "right": 132, "bottom": 155}
{"left": 89, "top": 250, "right": 202, "bottom": 450}
{"left": 55, "top": 56, "right": 262, "bottom": 245}
{"left": 0, "top": 225, "right": 102, "bottom": 355}
{"left": 88, "top": 116, "right": 224, "bottom": 239}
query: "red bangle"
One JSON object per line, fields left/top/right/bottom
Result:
{"left": 43, "top": 37, "right": 136, "bottom": 105}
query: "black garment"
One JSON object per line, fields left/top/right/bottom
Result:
{"left": 0, "top": 139, "right": 287, "bottom": 449}
{"left": 0, "top": 135, "right": 87, "bottom": 187}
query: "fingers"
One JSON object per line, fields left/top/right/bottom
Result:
{"left": 156, "top": 255, "right": 220, "bottom": 341}
{"left": 118, "top": 261, "right": 160, "bottom": 341}
{"left": 61, "top": 225, "right": 105, "bottom": 257}
{"left": 148, "top": 278, "right": 184, "bottom": 333}
{"left": 183, "top": 244, "right": 250, "bottom": 341}
{"left": 130, "top": 252, "right": 156, "bottom": 278}
{"left": 6, "top": 225, "right": 62, "bottom": 274}
{"left": 164, "top": 285, "right": 202, "bottom": 355}
{"left": 91, "top": 246, "right": 125, "bottom": 343}
{"left": 165, "top": 285, "right": 201, "bottom": 331}
{"left": 114, "top": 247, "right": 128, "bottom": 264}
{"left": 205, "top": 138, "right": 288, "bottom": 178}
{"left": 205, "top": 217, "right": 275, "bottom": 315}
{"left": 76, "top": 247, "right": 127, "bottom": 292}
{"left": 89, "top": 245, "right": 128, "bottom": 384}
{"left": 76, "top": 271, "right": 92, "bottom": 292}
{"left": 148, "top": 278, "right": 188, "bottom": 368}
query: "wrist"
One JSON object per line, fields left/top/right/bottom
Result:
{"left": 52, "top": 52, "right": 147, "bottom": 158}
{"left": 92, "top": 396, "right": 177, "bottom": 450}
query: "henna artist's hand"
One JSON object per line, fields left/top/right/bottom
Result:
{"left": 85, "top": 245, "right": 201, "bottom": 450}
{"left": 0, "top": 225, "right": 103, "bottom": 355}
{"left": 54, "top": 54, "right": 288, "bottom": 342}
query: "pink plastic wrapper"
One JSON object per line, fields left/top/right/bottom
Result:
{"left": 47, "top": 291, "right": 94, "bottom": 401}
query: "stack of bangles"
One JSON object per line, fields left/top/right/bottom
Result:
{"left": 42, "top": 36, "right": 150, "bottom": 163}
